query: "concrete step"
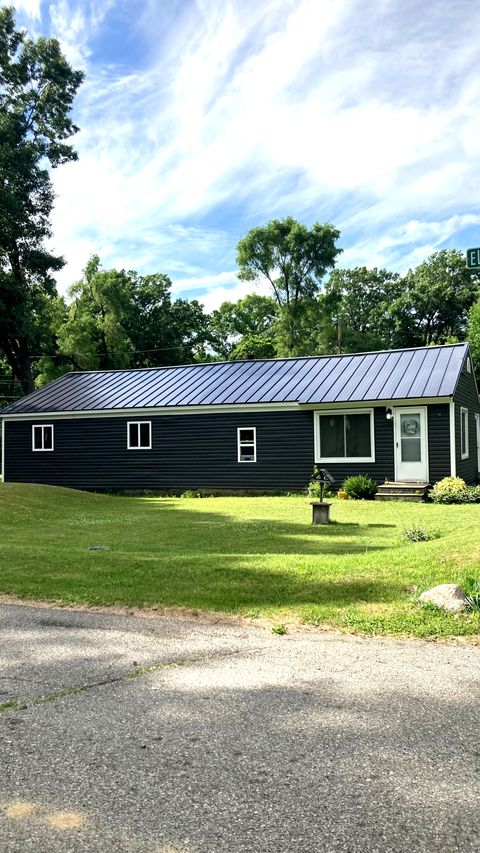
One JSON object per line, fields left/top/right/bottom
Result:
{"left": 375, "top": 493, "right": 425, "bottom": 502}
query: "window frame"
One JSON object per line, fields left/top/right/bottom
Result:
{"left": 127, "top": 420, "right": 152, "bottom": 450}
{"left": 237, "top": 427, "right": 257, "bottom": 463}
{"left": 314, "top": 409, "right": 375, "bottom": 463}
{"left": 460, "top": 407, "right": 469, "bottom": 459}
{"left": 32, "top": 424, "right": 54, "bottom": 452}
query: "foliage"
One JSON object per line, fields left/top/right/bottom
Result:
{"left": 209, "top": 294, "right": 278, "bottom": 359}
{"left": 463, "top": 577, "right": 480, "bottom": 613}
{"left": 467, "top": 298, "right": 480, "bottom": 378}
{"left": 180, "top": 489, "right": 202, "bottom": 499}
{"left": 402, "top": 526, "right": 435, "bottom": 542}
{"left": 0, "top": 7, "right": 84, "bottom": 392}
{"left": 342, "top": 475, "right": 377, "bottom": 500}
{"left": 271, "top": 624, "right": 287, "bottom": 635}
{"left": 1, "top": 484, "right": 480, "bottom": 638}
{"left": 236, "top": 217, "right": 341, "bottom": 355}
{"left": 430, "top": 477, "right": 468, "bottom": 504}
{"left": 394, "top": 250, "right": 480, "bottom": 347}
{"left": 319, "top": 267, "right": 402, "bottom": 353}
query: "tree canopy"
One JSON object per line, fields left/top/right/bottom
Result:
{"left": 0, "top": 6, "right": 84, "bottom": 392}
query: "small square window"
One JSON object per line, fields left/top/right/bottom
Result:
{"left": 32, "top": 424, "right": 54, "bottom": 451}
{"left": 127, "top": 421, "right": 152, "bottom": 450}
{"left": 238, "top": 427, "right": 257, "bottom": 463}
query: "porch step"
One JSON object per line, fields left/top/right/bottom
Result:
{"left": 375, "top": 482, "right": 429, "bottom": 503}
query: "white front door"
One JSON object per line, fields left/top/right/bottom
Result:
{"left": 475, "top": 413, "right": 480, "bottom": 474}
{"left": 394, "top": 407, "right": 428, "bottom": 482}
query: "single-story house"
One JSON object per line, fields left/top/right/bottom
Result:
{"left": 1, "top": 343, "right": 479, "bottom": 493}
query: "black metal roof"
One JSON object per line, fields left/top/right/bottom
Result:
{"left": 1, "top": 343, "right": 470, "bottom": 415}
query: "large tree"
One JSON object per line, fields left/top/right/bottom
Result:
{"left": 0, "top": 6, "right": 83, "bottom": 392}
{"left": 236, "top": 217, "right": 341, "bottom": 356}
{"left": 208, "top": 293, "right": 278, "bottom": 359}
{"left": 394, "top": 250, "right": 480, "bottom": 347}
{"left": 320, "top": 267, "right": 402, "bottom": 353}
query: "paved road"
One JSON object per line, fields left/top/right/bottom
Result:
{"left": 0, "top": 603, "right": 479, "bottom": 853}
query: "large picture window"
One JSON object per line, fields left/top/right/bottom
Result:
{"left": 127, "top": 421, "right": 152, "bottom": 450}
{"left": 315, "top": 410, "right": 374, "bottom": 463}
{"left": 460, "top": 407, "right": 469, "bottom": 459}
{"left": 32, "top": 424, "right": 54, "bottom": 452}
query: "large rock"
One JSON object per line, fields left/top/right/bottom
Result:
{"left": 419, "top": 583, "right": 468, "bottom": 613}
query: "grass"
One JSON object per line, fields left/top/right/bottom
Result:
{"left": 0, "top": 482, "right": 479, "bottom": 639}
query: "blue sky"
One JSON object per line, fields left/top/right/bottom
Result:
{"left": 7, "top": 0, "right": 480, "bottom": 310}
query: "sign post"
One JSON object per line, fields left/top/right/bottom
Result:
{"left": 466, "top": 248, "right": 480, "bottom": 269}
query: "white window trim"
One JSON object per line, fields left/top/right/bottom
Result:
{"left": 314, "top": 408, "right": 375, "bottom": 464}
{"left": 460, "top": 407, "right": 469, "bottom": 459}
{"left": 32, "top": 424, "right": 54, "bottom": 452}
{"left": 237, "top": 427, "right": 257, "bottom": 463}
{"left": 127, "top": 420, "right": 152, "bottom": 450}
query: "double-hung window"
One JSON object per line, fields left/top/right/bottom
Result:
{"left": 237, "top": 427, "right": 256, "bottom": 462}
{"left": 315, "top": 410, "right": 374, "bottom": 463}
{"left": 127, "top": 421, "right": 152, "bottom": 450}
{"left": 460, "top": 407, "right": 469, "bottom": 459}
{"left": 32, "top": 424, "right": 54, "bottom": 452}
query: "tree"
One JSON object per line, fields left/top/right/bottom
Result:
{"left": 0, "top": 7, "right": 84, "bottom": 392}
{"left": 320, "top": 267, "right": 402, "bottom": 353}
{"left": 394, "top": 250, "right": 480, "bottom": 347}
{"left": 236, "top": 217, "right": 341, "bottom": 356}
{"left": 468, "top": 299, "right": 480, "bottom": 378}
{"left": 208, "top": 294, "right": 278, "bottom": 359}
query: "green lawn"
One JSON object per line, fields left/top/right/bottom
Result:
{"left": 0, "top": 482, "right": 479, "bottom": 638}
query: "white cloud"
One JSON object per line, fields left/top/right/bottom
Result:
{"left": 5, "top": 0, "right": 41, "bottom": 19}
{"left": 35, "top": 0, "right": 480, "bottom": 295}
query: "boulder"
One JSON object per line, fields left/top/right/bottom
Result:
{"left": 418, "top": 583, "right": 467, "bottom": 613}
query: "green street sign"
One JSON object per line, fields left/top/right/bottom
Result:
{"left": 466, "top": 247, "right": 480, "bottom": 269}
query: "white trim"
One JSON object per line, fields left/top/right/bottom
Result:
{"left": 450, "top": 400, "right": 456, "bottom": 477}
{"left": 460, "top": 407, "right": 469, "bottom": 459}
{"left": 0, "top": 396, "right": 452, "bottom": 422}
{"left": 393, "top": 406, "right": 428, "bottom": 482}
{"left": 32, "top": 424, "right": 54, "bottom": 452}
{"left": 237, "top": 427, "right": 257, "bottom": 463}
{"left": 314, "top": 408, "right": 375, "bottom": 464}
{"left": 127, "top": 421, "right": 152, "bottom": 450}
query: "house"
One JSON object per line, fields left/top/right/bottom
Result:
{"left": 1, "top": 343, "right": 479, "bottom": 493}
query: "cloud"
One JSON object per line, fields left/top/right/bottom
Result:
{"left": 5, "top": 0, "right": 42, "bottom": 19}
{"left": 18, "top": 0, "right": 478, "bottom": 299}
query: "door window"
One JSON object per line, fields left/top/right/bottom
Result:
{"left": 400, "top": 413, "right": 421, "bottom": 462}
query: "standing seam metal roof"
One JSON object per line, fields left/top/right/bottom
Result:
{"left": 1, "top": 344, "right": 470, "bottom": 415}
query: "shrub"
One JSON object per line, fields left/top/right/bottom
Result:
{"left": 402, "top": 525, "right": 435, "bottom": 542}
{"left": 430, "top": 477, "right": 467, "bottom": 504}
{"left": 342, "top": 475, "right": 377, "bottom": 500}
{"left": 180, "top": 489, "right": 202, "bottom": 499}
{"left": 463, "top": 577, "right": 480, "bottom": 612}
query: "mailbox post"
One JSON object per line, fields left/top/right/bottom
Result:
{"left": 310, "top": 468, "right": 334, "bottom": 525}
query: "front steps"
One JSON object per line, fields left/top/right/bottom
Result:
{"left": 375, "top": 481, "right": 429, "bottom": 502}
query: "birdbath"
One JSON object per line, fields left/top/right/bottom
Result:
{"left": 310, "top": 469, "right": 333, "bottom": 525}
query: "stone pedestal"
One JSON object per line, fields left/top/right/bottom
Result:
{"left": 310, "top": 501, "right": 332, "bottom": 525}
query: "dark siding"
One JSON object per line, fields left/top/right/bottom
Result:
{"left": 427, "top": 404, "right": 451, "bottom": 484}
{"left": 454, "top": 368, "right": 480, "bottom": 484}
{"left": 314, "top": 407, "right": 394, "bottom": 486}
{"left": 3, "top": 402, "right": 456, "bottom": 491}
{"left": 4, "top": 411, "right": 315, "bottom": 491}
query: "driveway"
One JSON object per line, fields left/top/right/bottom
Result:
{"left": 0, "top": 603, "right": 479, "bottom": 853}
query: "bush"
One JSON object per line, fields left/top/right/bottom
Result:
{"left": 464, "top": 577, "right": 480, "bottom": 612}
{"left": 430, "top": 477, "right": 469, "bottom": 504}
{"left": 180, "top": 489, "right": 202, "bottom": 499}
{"left": 402, "top": 525, "right": 435, "bottom": 542}
{"left": 342, "top": 475, "right": 377, "bottom": 500}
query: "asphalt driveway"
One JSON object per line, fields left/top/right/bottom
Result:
{"left": 0, "top": 602, "right": 479, "bottom": 853}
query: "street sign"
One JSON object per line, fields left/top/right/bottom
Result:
{"left": 466, "top": 247, "right": 480, "bottom": 269}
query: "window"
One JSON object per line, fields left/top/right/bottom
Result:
{"left": 461, "top": 407, "right": 469, "bottom": 459}
{"left": 466, "top": 358, "right": 472, "bottom": 374}
{"left": 315, "top": 410, "right": 374, "bottom": 463}
{"left": 127, "top": 421, "right": 152, "bottom": 450}
{"left": 32, "top": 424, "right": 54, "bottom": 452}
{"left": 237, "top": 427, "right": 256, "bottom": 462}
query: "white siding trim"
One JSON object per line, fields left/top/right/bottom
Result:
{"left": 449, "top": 400, "right": 456, "bottom": 476}
{"left": 1, "top": 419, "right": 4, "bottom": 482}
{"left": 460, "top": 407, "right": 469, "bottom": 460}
